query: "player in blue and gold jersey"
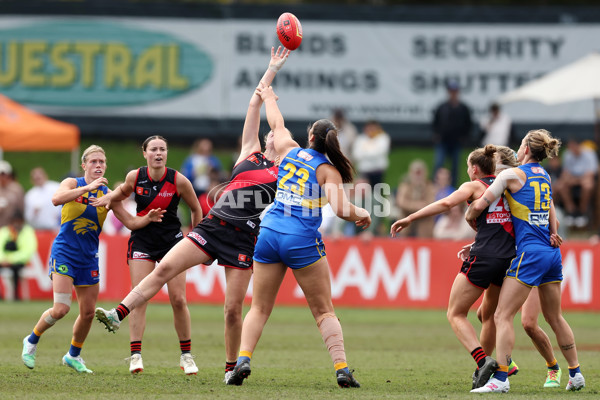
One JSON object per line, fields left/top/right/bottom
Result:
{"left": 227, "top": 85, "right": 371, "bottom": 388}
{"left": 468, "top": 129, "right": 585, "bottom": 393}
{"left": 21, "top": 145, "right": 161, "bottom": 374}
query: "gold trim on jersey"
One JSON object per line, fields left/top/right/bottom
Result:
{"left": 504, "top": 191, "right": 532, "bottom": 222}
{"left": 301, "top": 196, "right": 328, "bottom": 209}
{"left": 286, "top": 157, "right": 316, "bottom": 171}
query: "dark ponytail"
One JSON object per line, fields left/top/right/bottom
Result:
{"left": 309, "top": 119, "right": 354, "bottom": 183}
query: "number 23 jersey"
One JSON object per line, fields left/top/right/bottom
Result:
{"left": 261, "top": 148, "right": 330, "bottom": 238}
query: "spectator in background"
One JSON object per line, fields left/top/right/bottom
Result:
{"left": 24, "top": 167, "right": 61, "bottom": 231}
{"left": 181, "top": 138, "right": 223, "bottom": 196}
{"left": 479, "top": 103, "right": 512, "bottom": 147}
{"left": 331, "top": 108, "right": 358, "bottom": 158}
{"left": 0, "top": 160, "right": 24, "bottom": 227}
{"left": 352, "top": 120, "right": 391, "bottom": 188}
{"left": 555, "top": 138, "right": 598, "bottom": 228}
{"left": 395, "top": 159, "right": 436, "bottom": 238}
{"left": 0, "top": 211, "right": 37, "bottom": 300}
{"left": 432, "top": 80, "right": 472, "bottom": 187}
{"left": 433, "top": 167, "right": 455, "bottom": 223}
{"left": 433, "top": 203, "right": 475, "bottom": 241}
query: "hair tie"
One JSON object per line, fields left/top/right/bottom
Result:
{"left": 512, "top": 150, "right": 518, "bottom": 160}
{"left": 325, "top": 127, "right": 331, "bottom": 133}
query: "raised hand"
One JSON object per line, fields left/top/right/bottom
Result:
{"left": 256, "top": 85, "right": 278, "bottom": 102}
{"left": 269, "top": 46, "right": 291, "bottom": 72}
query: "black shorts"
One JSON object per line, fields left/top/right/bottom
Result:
{"left": 186, "top": 215, "right": 256, "bottom": 270}
{"left": 460, "top": 255, "right": 513, "bottom": 289}
{"left": 127, "top": 231, "right": 184, "bottom": 262}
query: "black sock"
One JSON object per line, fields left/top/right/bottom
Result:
{"left": 471, "top": 347, "right": 487, "bottom": 369}
{"left": 130, "top": 341, "right": 141, "bottom": 355}
{"left": 226, "top": 361, "right": 236, "bottom": 372}
{"left": 115, "top": 303, "right": 130, "bottom": 321}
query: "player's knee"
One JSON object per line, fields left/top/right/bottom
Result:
{"left": 521, "top": 318, "right": 537, "bottom": 336}
{"left": 224, "top": 307, "right": 242, "bottom": 326}
{"left": 169, "top": 294, "right": 188, "bottom": 310}
{"left": 51, "top": 304, "right": 70, "bottom": 319}
{"left": 542, "top": 312, "right": 562, "bottom": 329}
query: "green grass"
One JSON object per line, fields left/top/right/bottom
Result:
{"left": 1, "top": 301, "right": 599, "bottom": 399}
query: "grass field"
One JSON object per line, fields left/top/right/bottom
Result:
{"left": 1, "top": 301, "right": 598, "bottom": 399}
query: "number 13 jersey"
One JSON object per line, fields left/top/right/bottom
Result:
{"left": 505, "top": 163, "right": 554, "bottom": 251}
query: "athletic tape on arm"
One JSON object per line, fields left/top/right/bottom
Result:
{"left": 488, "top": 168, "right": 523, "bottom": 199}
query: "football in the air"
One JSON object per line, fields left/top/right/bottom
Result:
{"left": 276, "top": 12, "right": 303, "bottom": 50}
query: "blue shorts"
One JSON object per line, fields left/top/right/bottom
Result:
{"left": 253, "top": 227, "right": 326, "bottom": 270}
{"left": 49, "top": 255, "right": 100, "bottom": 287}
{"left": 506, "top": 248, "right": 562, "bottom": 287}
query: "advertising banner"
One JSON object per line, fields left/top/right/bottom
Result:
{"left": 4, "top": 232, "right": 598, "bottom": 311}
{"left": 0, "top": 17, "right": 598, "bottom": 124}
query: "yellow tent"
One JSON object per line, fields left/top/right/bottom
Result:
{"left": 0, "top": 95, "right": 80, "bottom": 171}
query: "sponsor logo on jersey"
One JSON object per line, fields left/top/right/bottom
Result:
{"left": 297, "top": 150, "right": 313, "bottom": 161}
{"left": 531, "top": 167, "right": 545, "bottom": 175}
{"left": 238, "top": 254, "right": 250, "bottom": 262}
{"left": 158, "top": 191, "right": 174, "bottom": 198}
{"left": 247, "top": 155, "right": 261, "bottom": 165}
{"left": 267, "top": 166, "right": 278, "bottom": 179}
{"left": 528, "top": 212, "right": 549, "bottom": 226}
{"left": 175, "top": 231, "right": 183, "bottom": 238}
{"left": 138, "top": 180, "right": 148, "bottom": 184}
{"left": 188, "top": 231, "right": 207, "bottom": 245}
{"left": 276, "top": 190, "right": 303, "bottom": 206}
{"left": 91, "top": 270, "right": 99, "bottom": 278}
{"left": 75, "top": 196, "right": 89, "bottom": 205}
{"left": 487, "top": 211, "right": 512, "bottom": 224}
{"left": 246, "top": 220, "right": 256, "bottom": 229}
{"left": 132, "top": 251, "right": 150, "bottom": 259}
{"left": 136, "top": 186, "right": 150, "bottom": 196}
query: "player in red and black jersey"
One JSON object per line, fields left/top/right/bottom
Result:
{"left": 391, "top": 145, "right": 512, "bottom": 390}
{"left": 95, "top": 46, "right": 290, "bottom": 382}
{"left": 91, "top": 135, "right": 202, "bottom": 375}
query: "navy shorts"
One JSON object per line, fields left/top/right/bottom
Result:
{"left": 186, "top": 215, "right": 256, "bottom": 269}
{"left": 460, "top": 255, "right": 512, "bottom": 289}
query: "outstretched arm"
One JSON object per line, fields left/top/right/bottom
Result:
{"left": 236, "top": 46, "right": 290, "bottom": 164}
{"left": 319, "top": 165, "right": 371, "bottom": 229}
{"left": 90, "top": 170, "right": 136, "bottom": 208}
{"left": 257, "top": 85, "right": 298, "bottom": 157}
{"left": 111, "top": 201, "right": 166, "bottom": 231}
{"left": 391, "top": 182, "right": 476, "bottom": 237}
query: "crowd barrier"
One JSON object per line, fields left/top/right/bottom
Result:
{"left": 3, "top": 232, "right": 598, "bottom": 310}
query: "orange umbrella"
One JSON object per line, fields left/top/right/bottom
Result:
{"left": 0, "top": 94, "right": 79, "bottom": 152}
